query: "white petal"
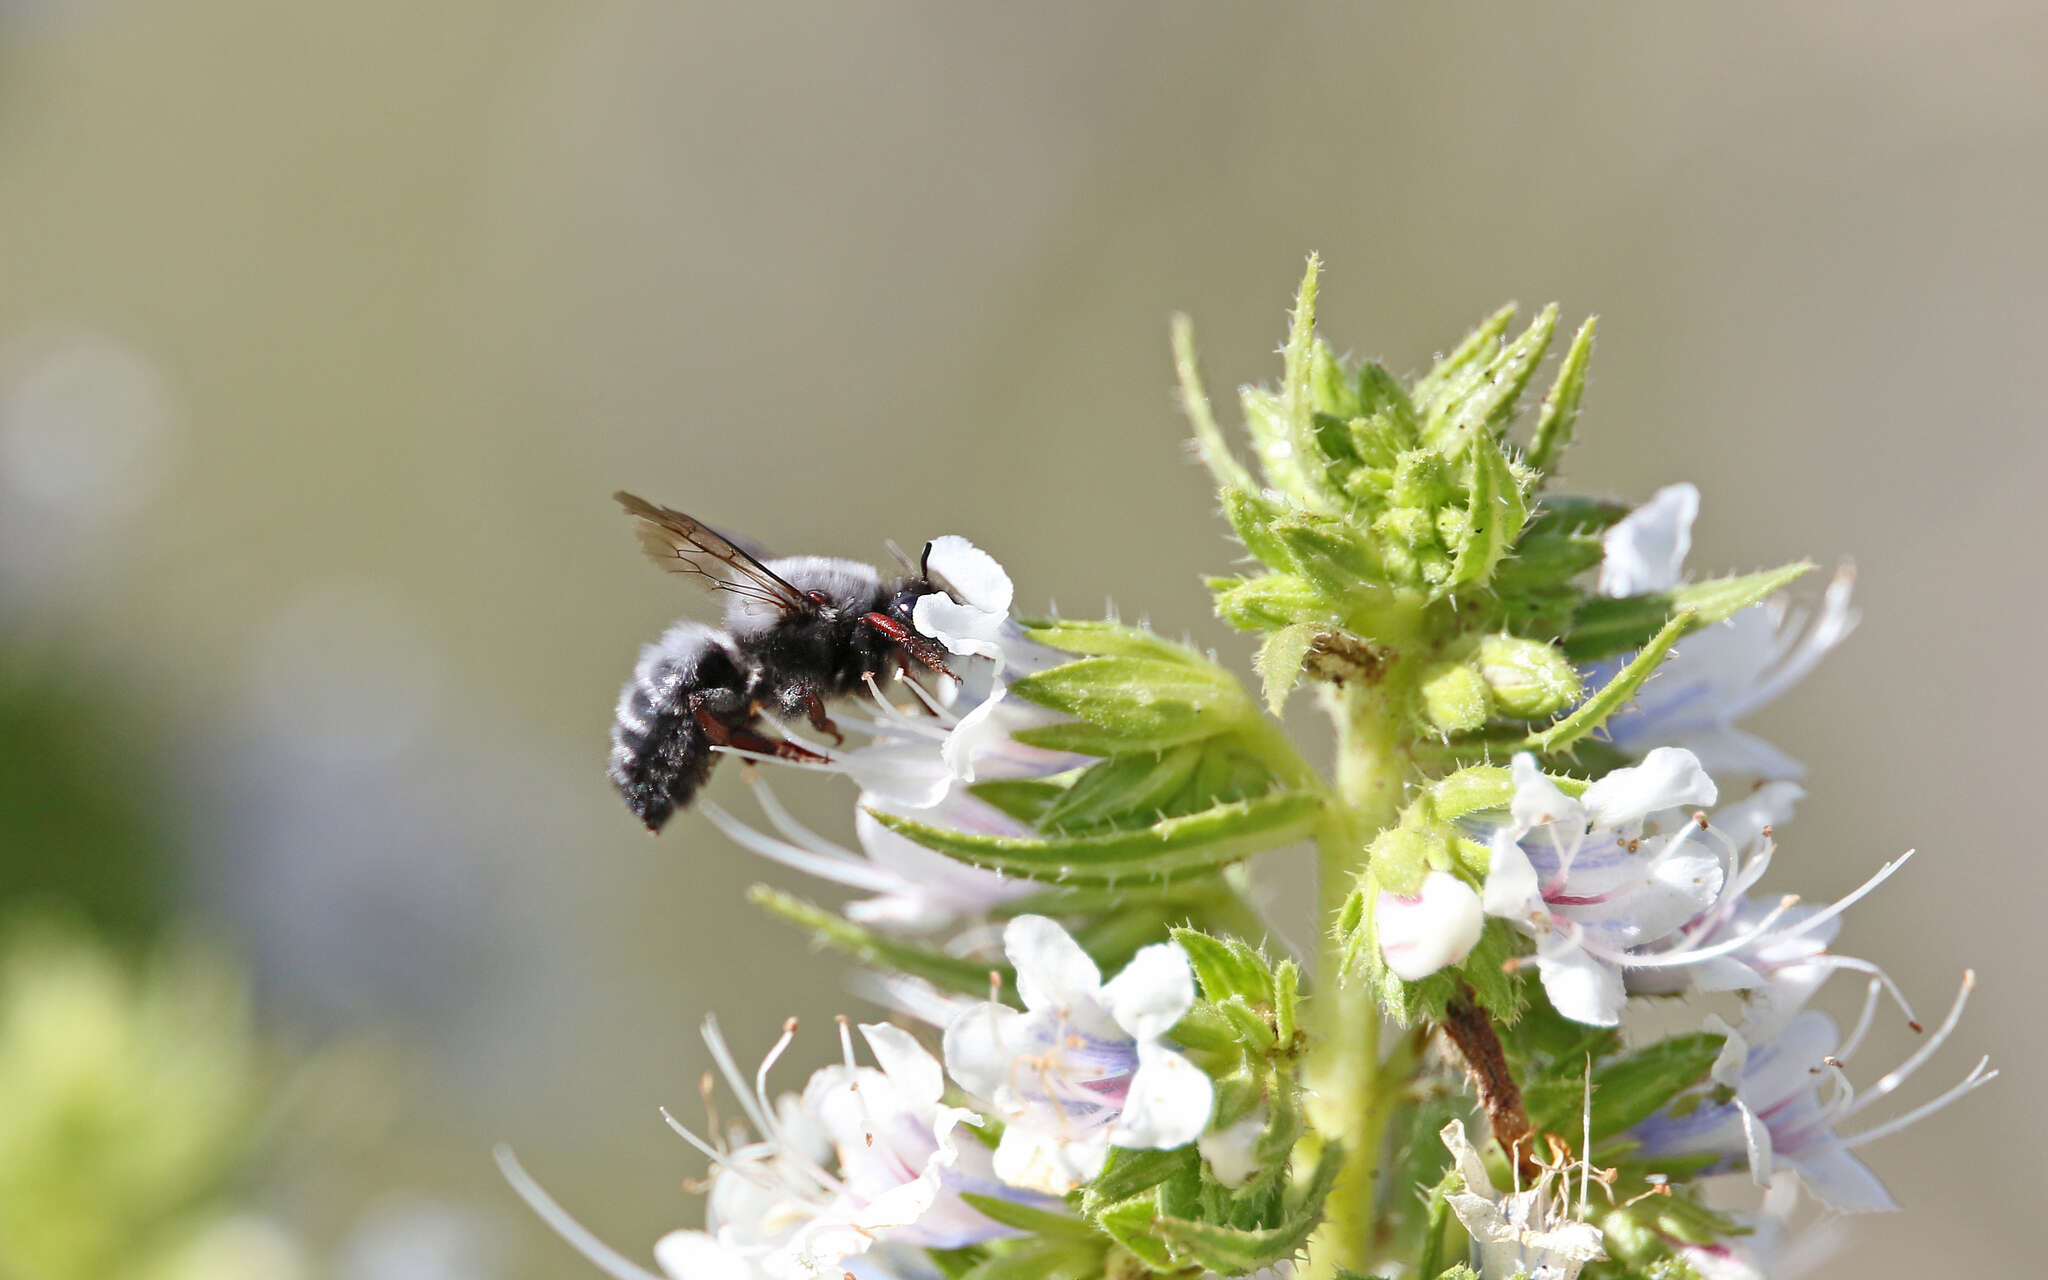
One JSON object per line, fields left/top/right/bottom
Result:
{"left": 1582, "top": 747, "right": 1717, "bottom": 828}
{"left": 923, "top": 535, "right": 1013, "bottom": 614}
{"left": 1377, "top": 871, "right": 1485, "bottom": 980}
{"left": 1439, "top": 1119, "right": 1496, "bottom": 1204}
{"left": 913, "top": 593, "right": 1006, "bottom": 661}
{"left": 1509, "top": 752, "right": 1584, "bottom": 831}
{"left": 1711, "top": 781, "right": 1804, "bottom": 850}
{"left": 1788, "top": 1141, "right": 1898, "bottom": 1214}
{"left": 1599, "top": 482, "right": 1698, "bottom": 597}
{"left": 1100, "top": 942, "right": 1197, "bottom": 1041}
{"left": 941, "top": 1003, "right": 1028, "bottom": 1104}
{"left": 1108, "top": 1043, "right": 1214, "bottom": 1149}
{"left": 1003, "top": 916, "right": 1104, "bottom": 1012}
{"left": 1538, "top": 943, "right": 1626, "bottom": 1027}
{"left": 1483, "top": 833, "right": 1545, "bottom": 920}
{"left": 992, "top": 1122, "right": 1102, "bottom": 1196}
{"left": 655, "top": 1231, "right": 759, "bottom": 1280}
{"left": 859, "top": 1022, "right": 944, "bottom": 1110}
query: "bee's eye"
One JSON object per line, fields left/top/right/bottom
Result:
{"left": 889, "top": 587, "right": 925, "bottom": 620}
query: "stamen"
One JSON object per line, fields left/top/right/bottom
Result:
{"left": 1773, "top": 851, "right": 1916, "bottom": 944}
{"left": 1622, "top": 896, "right": 1801, "bottom": 970}
{"left": 494, "top": 1146, "right": 666, "bottom": 1280}
{"left": 1843, "top": 1057, "right": 1997, "bottom": 1149}
{"left": 700, "top": 802, "right": 905, "bottom": 894}
{"left": 750, "top": 776, "right": 863, "bottom": 858}
{"left": 1836, "top": 978, "right": 1886, "bottom": 1063}
{"left": 1844, "top": 971, "right": 1976, "bottom": 1119}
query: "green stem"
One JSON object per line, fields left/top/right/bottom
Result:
{"left": 1303, "top": 678, "right": 1410, "bottom": 1280}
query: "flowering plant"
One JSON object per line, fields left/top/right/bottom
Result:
{"left": 506, "top": 260, "right": 1992, "bottom": 1280}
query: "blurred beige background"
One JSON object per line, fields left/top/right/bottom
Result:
{"left": 1, "top": 2, "right": 2042, "bottom": 1276}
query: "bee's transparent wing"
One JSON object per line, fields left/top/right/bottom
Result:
{"left": 614, "top": 491, "right": 812, "bottom": 613}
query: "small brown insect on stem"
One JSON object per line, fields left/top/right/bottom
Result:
{"left": 1441, "top": 986, "right": 1544, "bottom": 1182}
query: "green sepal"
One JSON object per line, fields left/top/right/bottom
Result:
{"left": 1522, "top": 1033, "right": 1725, "bottom": 1144}
{"left": 1173, "top": 312, "right": 1256, "bottom": 495}
{"left": 747, "top": 886, "right": 1011, "bottom": 1000}
{"left": 1524, "top": 494, "right": 1632, "bottom": 538}
{"left": 867, "top": 791, "right": 1323, "bottom": 886}
{"left": 1561, "top": 562, "right": 1813, "bottom": 663}
{"left": 1009, "top": 655, "right": 1256, "bottom": 757}
{"left": 1256, "top": 623, "right": 1324, "bottom": 715}
{"left": 1526, "top": 315, "right": 1597, "bottom": 478}
{"left": 1020, "top": 618, "right": 1218, "bottom": 664}
{"left": 1439, "top": 438, "right": 1529, "bottom": 594}
{"left": 1221, "top": 486, "right": 1303, "bottom": 572}
{"left": 1082, "top": 1145, "right": 1200, "bottom": 1213}
{"left": 955, "top": 1194, "right": 1100, "bottom": 1243}
{"left": 955, "top": 1236, "right": 1109, "bottom": 1280}
{"left": 1431, "top": 1268, "right": 1481, "bottom": 1280}
{"left": 1488, "top": 528, "right": 1608, "bottom": 597}
{"left": 1428, "top": 303, "right": 1559, "bottom": 451}
{"left": 1144, "top": 1142, "right": 1342, "bottom": 1274}
{"left": 1210, "top": 573, "right": 1333, "bottom": 631}
{"left": 1411, "top": 303, "right": 1518, "bottom": 421}
{"left": 968, "top": 777, "right": 1068, "bottom": 826}
{"left": 1173, "top": 928, "right": 1280, "bottom": 1008}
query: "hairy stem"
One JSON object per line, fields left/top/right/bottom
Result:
{"left": 1442, "top": 988, "right": 1542, "bottom": 1181}
{"left": 1303, "top": 678, "right": 1408, "bottom": 1280}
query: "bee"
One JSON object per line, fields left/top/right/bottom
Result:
{"left": 607, "top": 492, "right": 958, "bottom": 832}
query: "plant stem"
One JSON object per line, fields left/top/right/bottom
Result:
{"left": 1303, "top": 678, "right": 1409, "bottom": 1280}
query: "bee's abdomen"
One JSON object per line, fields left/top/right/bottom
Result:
{"left": 609, "top": 622, "right": 747, "bottom": 831}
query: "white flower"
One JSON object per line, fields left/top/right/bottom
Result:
{"left": 1592, "top": 483, "right": 1857, "bottom": 780}
{"left": 1629, "top": 975, "right": 1995, "bottom": 1213}
{"left": 1668, "top": 1176, "right": 1844, "bottom": 1280}
{"left": 942, "top": 916, "right": 1215, "bottom": 1194}
{"left": 1480, "top": 750, "right": 1724, "bottom": 1025}
{"left": 1439, "top": 1119, "right": 1605, "bottom": 1280}
{"left": 499, "top": 1017, "right": 1037, "bottom": 1280}
{"left": 1196, "top": 1105, "right": 1270, "bottom": 1189}
{"left": 1376, "top": 869, "right": 1485, "bottom": 981}
{"left": 703, "top": 537, "right": 1086, "bottom": 935}
{"left": 1625, "top": 781, "right": 1925, "bottom": 1043}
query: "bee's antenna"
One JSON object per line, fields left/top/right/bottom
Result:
{"left": 920, "top": 540, "right": 934, "bottom": 581}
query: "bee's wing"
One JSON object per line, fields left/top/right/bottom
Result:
{"left": 614, "top": 492, "right": 814, "bottom": 614}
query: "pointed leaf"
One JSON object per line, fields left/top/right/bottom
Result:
{"left": 1441, "top": 440, "right": 1528, "bottom": 594}
{"left": 748, "top": 886, "right": 1011, "bottom": 999}
{"left": 956, "top": 1194, "right": 1101, "bottom": 1242}
{"left": 1526, "top": 315, "right": 1597, "bottom": 477}
{"left": 1173, "top": 313, "right": 1255, "bottom": 493}
{"left": 1256, "top": 623, "right": 1322, "bottom": 715}
{"left": 1412, "top": 303, "right": 1517, "bottom": 418}
{"left": 1523, "top": 1032, "right": 1725, "bottom": 1143}
{"left": 1147, "top": 1143, "right": 1342, "bottom": 1273}
{"left": 1562, "top": 562, "right": 1813, "bottom": 661}
{"left": 1434, "top": 303, "right": 1558, "bottom": 446}
{"left": 868, "top": 791, "right": 1323, "bottom": 886}
{"left": 1210, "top": 573, "right": 1334, "bottom": 631}
{"left": 1529, "top": 610, "right": 1691, "bottom": 753}
{"left": 1172, "top": 928, "right": 1276, "bottom": 1006}
{"left": 1009, "top": 654, "right": 1255, "bottom": 754}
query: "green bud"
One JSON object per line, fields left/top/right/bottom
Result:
{"left": 1418, "top": 662, "right": 1493, "bottom": 735}
{"left": 1470, "top": 634, "right": 1584, "bottom": 718}
{"left": 1393, "top": 449, "right": 1456, "bottom": 507}
{"left": 1365, "top": 824, "right": 1456, "bottom": 895}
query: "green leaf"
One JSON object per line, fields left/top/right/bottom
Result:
{"left": 1210, "top": 573, "right": 1334, "bottom": 631}
{"left": 1525, "top": 493, "right": 1632, "bottom": 537}
{"left": 1172, "top": 928, "right": 1277, "bottom": 1006}
{"left": 1433, "top": 303, "right": 1558, "bottom": 447}
{"left": 956, "top": 1237, "right": 1107, "bottom": 1280}
{"left": 1173, "top": 312, "right": 1255, "bottom": 494}
{"left": 748, "top": 886, "right": 1009, "bottom": 999}
{"left": 1273, "top": 959, "right": 1301, "bottom": 1045}
{"left": 1412, "top": 303, "right": 1517, "bottom": 419}
{"left": 1524, "top": 1033, "right": 1725, "bottom": 1143}
{"left": 1083, "top": 1145, "right": 1200, "bottom": 1212}
{"left": 1009, "top": 653, "right": 1256, "bottom": 755}
{"left": 956, "top": 1193, "right": 1100, "bottom": 1242}
{"left": 1257, "top": 253, "right": 1326, "bottom": 506}
{"left": 1441, "top": 439, "right": 1528, "bottom": 594}
{"left": 1562, "top": 562, "right": 1813, "bottom": 662}
{"left": 1038, "top": 748, "right": 1204, "bottom": 833}
{"left": 1488, "top": 529, "right": 1607, "bottom": 597}
{"left": 1020, "top": 618, "right": 1215, "bottom": 664}
{"left": 1256, "top": 623, "right": 1323, "bottom": 715}
{"left": 1147, "top": 1142, "right": 1342, "bottom": 1273}
{"left": 1526, "top": 315, "right": 1597, "bottom": 477}
{"left": 1531, "top": 610, "right": 1691, "bottom": 754}
{"left": 868, "top": 790, "right": 1323, "bottom": 886}
{"left": 968, "top": 777, "right": 1070, "bottom": 826}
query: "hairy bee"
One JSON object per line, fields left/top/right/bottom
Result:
{"left": 607, "top": 492, "right": 955, "bottom": 831}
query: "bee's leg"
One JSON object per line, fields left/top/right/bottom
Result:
{"left": 774, "top": 681, "right": 844, "bottom": 747}
{"left": 691, "top": 698, "right": 829, "bottom": 764}
{"left": 860, "top": 612, "right": 959, "bottom": 683}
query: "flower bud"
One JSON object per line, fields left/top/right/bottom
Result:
{"left": 1471, "top": 633, "right": 1583, "bottom": 718}
{"left": 1377, "top": 871, "right": 1485, "bottom": 980}
{"left": 1419, "top": 661, "right": 1493, "bottom": 734}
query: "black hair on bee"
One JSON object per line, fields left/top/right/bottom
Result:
{"left": 606, "top": 493, "right": 957, "bottom": 832}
